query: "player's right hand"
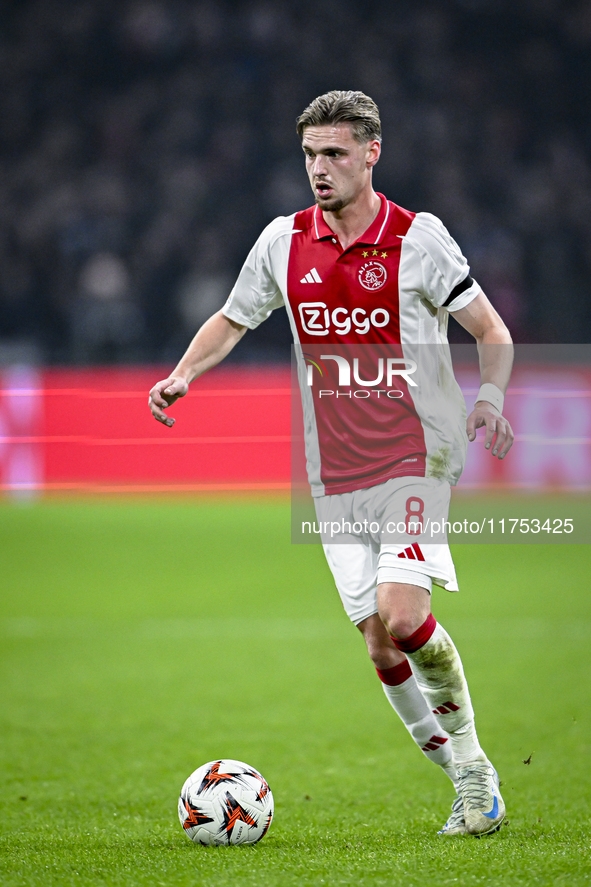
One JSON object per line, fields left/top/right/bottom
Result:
{"left": 148, "top": 376, "right": 189, "bottom": 427}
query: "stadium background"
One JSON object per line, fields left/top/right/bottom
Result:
{"left": 1, "top": 0, "right": 591, "bottom": 495}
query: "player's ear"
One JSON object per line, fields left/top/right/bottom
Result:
{"left": 366, "top": 139, "right": 381, "bottom": 168}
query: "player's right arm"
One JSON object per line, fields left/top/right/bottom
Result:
{"left": 148, "top": 310, "right": 246, "bottom": 427}
{"left": 149, "top": 216, "right": 289, "bottom": 426}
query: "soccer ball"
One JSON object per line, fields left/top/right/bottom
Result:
{"left": 178, "top": 759, "right": 274, "bottom": 846}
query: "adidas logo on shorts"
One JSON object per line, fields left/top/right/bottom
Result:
{"left": 397, "top": 543, "right": 425, "bottom": 561}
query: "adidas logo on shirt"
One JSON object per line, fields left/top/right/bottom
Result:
{"left": 300, "top": 267, "right": 322, "bottom": 284}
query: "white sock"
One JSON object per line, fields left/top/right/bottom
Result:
{"left": 376, "top": 660, "right": 458, "bottom": 786}
{"left": 391, "top": 616, "right": 487, "bottom": 768}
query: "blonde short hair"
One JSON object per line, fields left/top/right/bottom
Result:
{"left": 296, "top": 90, "right": 382, "bottom": 144}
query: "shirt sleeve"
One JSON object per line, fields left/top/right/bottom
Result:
{"left": 222, "top": 218, "right": 287, "bottom": 330}
{"left": 403, "top": 212, "right": 480, "bottom": 312}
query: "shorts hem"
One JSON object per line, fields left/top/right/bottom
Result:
{"left": 377, "top": 567, "right": 433, "bottom": 592}
{"left": 351, "top": 607, "right": 380, "bottom": 626}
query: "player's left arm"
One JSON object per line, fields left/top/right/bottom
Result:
{"left": 451, "top": 291, "right": 514, "bottom": 459}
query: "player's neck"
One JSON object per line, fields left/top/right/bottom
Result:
{"left": 322, "top": 189, "right": 381, "bottom": 251}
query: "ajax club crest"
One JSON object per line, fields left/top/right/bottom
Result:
{"left": 359, "top": 261, "right": 387, "bottom": 291}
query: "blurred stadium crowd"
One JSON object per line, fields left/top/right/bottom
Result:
{"left": 1, "top": 0, "right": 590, "bottom": 365}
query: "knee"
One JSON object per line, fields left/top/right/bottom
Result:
{"left": 377, "top": 583, "right": 431, "bottom": 641}
{"left": 357, "top": 615, "right": 401, "bottom": 670}
{"left": 383, "top": 611, "right": 424, "bottom": 642}
{"left": 364, "top": 634, "right": 393, "bottom": 668}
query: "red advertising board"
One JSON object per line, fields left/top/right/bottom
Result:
{"left": 0, "top": 365, "right": 292, "bottom": 493}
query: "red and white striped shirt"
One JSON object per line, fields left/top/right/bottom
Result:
{"left": 224, "top": 194, "right": 480, "bottom": 496}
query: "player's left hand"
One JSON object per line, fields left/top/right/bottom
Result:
{"left": 466, "top": 401, "right": 514, "bottom": 459}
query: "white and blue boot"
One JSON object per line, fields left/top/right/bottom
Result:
{"left": 439, "top": 765, "right": 505, "bottom": 836}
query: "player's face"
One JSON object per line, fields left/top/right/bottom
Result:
{"left": 301, "top": 124, "right": 380, "bottom": 213}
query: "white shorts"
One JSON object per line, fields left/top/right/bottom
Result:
{"left": 315, "top": 476, "right": 459, "bottom": 625}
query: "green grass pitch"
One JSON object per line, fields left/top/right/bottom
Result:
{"left": 1, "top": 497, "right": 590, "bottom": 886}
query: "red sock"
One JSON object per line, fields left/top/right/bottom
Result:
{"left": 390, "top": 614, "right": 436, "bottom": 654}
{"left": 375, "top": 659, "right": 412, "bottom": 686}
